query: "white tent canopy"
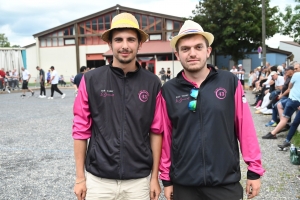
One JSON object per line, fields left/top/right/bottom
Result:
{"left": 0, "top": 48, "right": 25, "bottom": 72}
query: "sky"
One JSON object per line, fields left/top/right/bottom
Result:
{"left": 0, "top": 0, "right": 297, "bottom": 48}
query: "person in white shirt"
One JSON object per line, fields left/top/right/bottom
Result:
{"left": 12, "top": 69, "right": 20, "bottom": 90}
{"left": 48, "top": 66, "right": 66, "bottom": 100}
{"left": 21, "top": 67, "right": 34, "bottom": 97}
{"left": 230, "top": 65, "right": 237, "bottom": 75}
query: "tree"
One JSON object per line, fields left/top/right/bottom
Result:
{"left": 0, "top": 33, "right": 10, "bottom": 47}
{"left": 280, "top": 0, "right": 300, "bottom": 44}
{"left": 191, "top": 0, "right": 280, "bottom": 64}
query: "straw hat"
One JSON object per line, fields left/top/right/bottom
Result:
{"left": 170, "top": 20, "right": 214, "bottom": 49}
{"left": 101, "top": 13, "right": 149, "bottom": 43}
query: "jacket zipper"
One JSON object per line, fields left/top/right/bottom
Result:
{"left": 120, "top": 75, "right": 126, "bottom": 179}
{"left": 198, "top": 89, "right": 206, "bottom": 185}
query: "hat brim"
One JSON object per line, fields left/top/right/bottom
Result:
{"left": 170, "top": 32, "right": 214, "bottom": 49}
{"left": 102, "top": 27, "right": 149, "bottom": 43}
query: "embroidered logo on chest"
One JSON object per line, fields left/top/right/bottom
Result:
{"left": 100, "top": 90, "right": 115, "bottom": 97}
{"left": 139, "top": 90, "right": 149, "bottom": 102}
{"left": 215, "top": 87, "right": 227, "bottom": 100}
{"left": 175, "top": 94, "right": 189, "bottom": 103}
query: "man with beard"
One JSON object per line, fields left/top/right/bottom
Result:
{"left": 159, "top": 20, "right": 264, "bottom": 200}
{"left": 72, "top": 13, "right": 163, "bottom": 200}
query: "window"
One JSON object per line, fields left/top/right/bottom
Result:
{"left": 58, "top": 38, "right": 64, "bottom": 46}
{"left": 92, "top": 19, "right": 97, "bottom": 32}
{"left": 40, "top": 39, "right": 46, "bottom": 47}
{"left": 150, "top": 34, "right": 161, "bottom": 40}
{"left": 86, "top": 21, "right": 91, "bottom": 34}
{"left": 70, "top": 27, "right": 74, "bottom": 35}
{"left": 134, "top": 14, "right": 141, "bottom": 25}
{"left": 166, "top": 20, "right": 173, "bottom": 30}
{"left": 149, "top": 16, "right": 154, "bottom": 31}
{"left": 64, "top": 29, "right": 69, "bottom": 36}
{"left": 64, "top": 39, "right": 75, "bottom": 45}
{"left": 47, "top": 38, "right": 51, "bottom": 46}
{"left": 142, "top": 15, "right": 148, "bottom": 30}
{"left": 156, "top": 18, "right": 162, "bottom": 30}
{"left": 52, "top": 38, "right": 58, "bottom": 46}
{"left": 174, "top": 21, "right": 180, "bottom": 30}
{"left": 105, "top": 14, "right": 110, "bottom": 30}
{"left": 80, "top": 23, "right": 84, "bottom": 34}
{"left": 98, "top": 17, "right": 104, "bottom": 30}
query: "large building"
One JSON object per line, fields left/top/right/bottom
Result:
{"left": 25, "top": 4, "right": 194, "bottom": 82}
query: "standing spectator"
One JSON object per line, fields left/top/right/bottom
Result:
{"left": 160, "top": 20, "right": 264, "bottom": 200}
{"left": 0, "top": 68, "right": 5, "bottom": 91}
{"left": 48, "top": 66, "right": 66, "bottom": 100}
{"left": 72, "top": 13, "right": 162, "bottom": 200}
{"left": 230, "top": 65, "right": 237, "bottom": 75}
{"left": 36, "top": 66, "right": 46, "bottom": 98}
{"left": 4, "top": 71, "right": 11, "bottom": 93}
{"left": 166, "top": 67, "right": 171, "bottom": 81}
{"left": 46, "top": 70, "right": 51, "bottom": 86}
{"left": 11, "top": 69, "right": 20, "bottom": 90}
{"left": 73, "top": 66, "right": 87, "bottom": 95}
{"left": 237, "top": 64, "right": 246, "bottom": 91}
{"left": 20, "top": 67, "right": 34, "bottom": 97}
{"left": 70, "top": 75, "right": 75, "bottom": 86}
{"left": 159, "top": 68, "right": 166, "bottom": 83}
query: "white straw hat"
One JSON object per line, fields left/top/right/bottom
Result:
{"left": 101, "top": 13, "right": 149, "bottom": 43}
{"left": 170, "top": 20, "right": 214, "bottom": 49}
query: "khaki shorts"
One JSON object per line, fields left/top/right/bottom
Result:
{"left": 86, "top": 172, "right": 150, "bottom": 200}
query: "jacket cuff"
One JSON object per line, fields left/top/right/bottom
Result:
{"left": 247, "top": 170, "right": 260, "bottom": 180}
{"left": 162, "top": 180, "right": 173, "bottom": 187}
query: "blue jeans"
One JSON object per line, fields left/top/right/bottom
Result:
{"left": 272, "top": 97, "right": 288, "bottom": 122}
{"left": 281, "top": 98, "right": 300, "bottom": 118}
{"left": 286, "top": 111, "right": 300, "bottom": 142}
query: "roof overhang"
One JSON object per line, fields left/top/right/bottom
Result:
{"left": 103, "top": 41, "right": 173, "bottom": 56}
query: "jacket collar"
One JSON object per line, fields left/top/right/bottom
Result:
{"left": 109, "top": 60, "right": 141, "bottom": 77}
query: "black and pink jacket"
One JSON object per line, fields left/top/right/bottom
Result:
{"left": 159, "top": 66, "right": 265, "bottom": 186}
{"left": 72, "top": 62, "right": 163, "bottom": 180}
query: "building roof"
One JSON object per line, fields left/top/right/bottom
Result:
{"left": 280, "top": 41, "right": 300, "bottom": 47}
{"left": 33, "top": 4, "right": 184, "bottom": 38}
{"left": 267, "top": 47, "right": 292, "bottom": 55}
{"left": 103, "top": 41, "right": 173, "bottom": 56}
{"left": 22, "top": 43, "right": 36, "bottom": 48}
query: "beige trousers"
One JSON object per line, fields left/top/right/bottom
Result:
{"left": 85, "top": 172, "right": 150, "bottom": 200}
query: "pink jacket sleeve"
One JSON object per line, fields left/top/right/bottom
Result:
{"left": 235, "top": 81, "right": 265, "bottom": 176}
{"left": 150, "top": 91, "right": 164, "bottom": 134}
{"left": 159, "top": 95, "right": 172, "bottom": 181}
{"left": 72, "top": 76, "right": 92, "bottom": 140}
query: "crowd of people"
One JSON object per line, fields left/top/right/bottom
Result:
{"left": 246, "top": 62, "right": 300, "bottom": 150}
{"left": 0, "top": 68, "right": 20, "bottom": 93}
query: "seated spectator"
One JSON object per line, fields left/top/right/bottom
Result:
{"left": 58, "top": 75, "right": 66, "bottom": 87}
{"left": 262, "top": 63, "right": 300, "bottom": 139}
{"left": 278, "top": 107, "right": 300, "bottom": 148}
{"left": 70, "top": 75, "right": 75, "bottom": 86}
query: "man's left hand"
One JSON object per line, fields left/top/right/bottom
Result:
{"left": 150, "top": 178, "right": 161, "bottom": 200}
{"left": 246, "top": 179, "right": 261, "bottom": 199}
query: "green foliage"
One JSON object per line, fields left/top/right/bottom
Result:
{"left": 191, "top": 0, "right": 280, "bottom": 63}
{"left": 280, "top": 0, "right": 300, "bottom": 44}
{"left": 291, "top": 131, "right": 300, "bottom": 147}
{"left": 0, "top": 33, "right": 10, "bottom": 47}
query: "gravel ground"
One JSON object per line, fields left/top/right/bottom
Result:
{"left": 0, "top": 89, "right": 299, "bottom": 200}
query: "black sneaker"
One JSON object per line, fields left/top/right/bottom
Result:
{"left": 278, "top": 126, "right": 290, "bottom": 133}
{"left": 278, "top": 140, "right": 290, "bottom": 148}
{"left": 20, "top": 94, "right": 26, "bottom": 97}
{"left": 262, "top": 132, "right": 277, "bottom": 139}
{"left": 31, "top": 92, "right": 35, "bottom": 96}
